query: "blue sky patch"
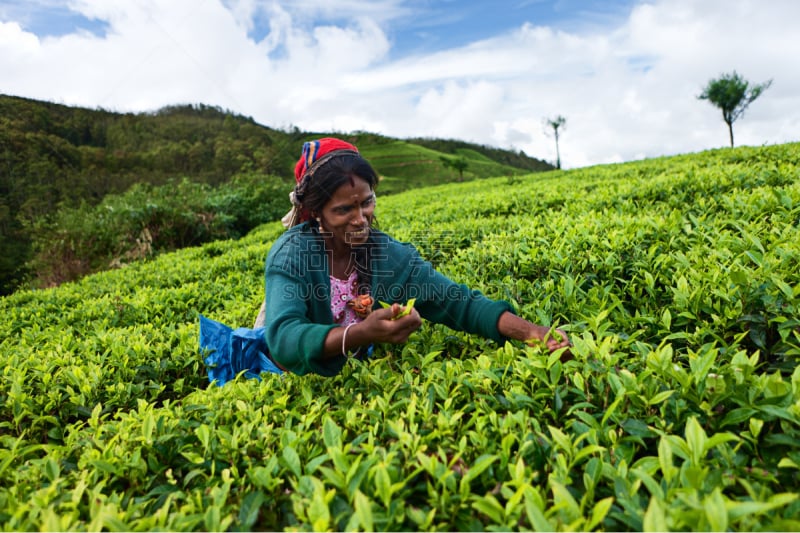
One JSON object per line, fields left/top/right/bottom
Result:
{"left": 384, "top": 0, "right": 639, "bottom": 58}
{"left": 0, "top": 1, "right": 109, "bottom": 38}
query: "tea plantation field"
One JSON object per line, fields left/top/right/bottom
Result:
{"left": 1, "top": 143, "right": 799, "bottom": 531}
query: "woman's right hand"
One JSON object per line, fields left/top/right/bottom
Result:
{"left": 360, "top": 302, "right": 422, "bottom": 344}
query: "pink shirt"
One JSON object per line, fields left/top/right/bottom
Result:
{"left": 330, "top": 271, "right": 362, "bottom": 326}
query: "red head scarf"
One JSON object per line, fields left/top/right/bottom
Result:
{"left": 294, "top": 138, "right": 359, "bottom": 183}
{"left": 282, "top": 138, "right": 360, "bottom": 227}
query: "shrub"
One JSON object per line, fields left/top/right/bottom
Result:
{"left": 25, "top": 174, "right": 291, "bottom": 287}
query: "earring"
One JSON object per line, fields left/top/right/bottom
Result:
{"left": 316, "top": 217, "right": 326, "bottom": 233}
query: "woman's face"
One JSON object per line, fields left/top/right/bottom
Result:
{"left": 317, "top": 175, "right": 376, "bottom": 249}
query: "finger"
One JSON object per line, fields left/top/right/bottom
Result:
{"left": 546, "top": 329, "right": 563, "bottom": 342}
{"left": 547, "top": 329, "right": 569, "bottom": 346}
{"left": 397, "top": 309, "right": 421, "bottom": 327}
{"left": 371, "top": 306, "right": 397, "bottom": 320}
{"left": 403, "top": 307, "right": 421, "bottom": 325}
{"left": 391, "top": 313, "right": 421, "bottom": 339}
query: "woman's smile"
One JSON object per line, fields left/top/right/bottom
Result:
{"left": 346, "top": 226, "right": 370, "bottom": 242}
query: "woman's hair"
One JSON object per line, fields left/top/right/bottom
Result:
{"left": 297, "top": 152, "right": 380, "bottom": 219}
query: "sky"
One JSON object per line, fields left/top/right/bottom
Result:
{"left": 1, "top": 0, "right": 797, "bottom": 168}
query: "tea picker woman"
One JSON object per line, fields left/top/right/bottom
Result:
{"left": 200, "top": 138, "right": 570, "bottom": 383}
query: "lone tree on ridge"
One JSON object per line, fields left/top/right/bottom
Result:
{"left": 698, "top": 71, "right": 772, "bottom": 148}
{"left": 544, "top": 115, "right": 567, "bottom": 169}
{"left": 440, "top": 155, "right": 469, "bottom": 181}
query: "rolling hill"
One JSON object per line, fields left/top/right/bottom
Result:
{"left": 0, "top": 94, "right": 553, "bottom": 294}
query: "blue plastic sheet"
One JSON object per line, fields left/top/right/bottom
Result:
{"left": 199, "top": 315, "right": 283, "bottom": 386}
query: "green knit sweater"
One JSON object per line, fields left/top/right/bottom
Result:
{"left": 263, "top": 223, "right": 514, "bottom": 376}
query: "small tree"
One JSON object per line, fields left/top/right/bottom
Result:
{"left": 544, "top": 115, "right": 566, "bottom": 169}
{"left": 698, "top": 71, "right": 772, "bottom": 148}
{"left": 440, "top": 156, "right": 469, "bottom": 181}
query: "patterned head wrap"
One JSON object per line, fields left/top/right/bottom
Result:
{"left": 281, "top": 138, "right": 360, "bottom": 228}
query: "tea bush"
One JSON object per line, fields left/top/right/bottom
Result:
{"left": 1, "top": 143, "right": 799, "bottom": 531}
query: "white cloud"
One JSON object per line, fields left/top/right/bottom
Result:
{"left": 0, "top": 20, "right": 40, "bottom": 58}
{"left": 0, "top": 0, "right": 797, "bottom": 168}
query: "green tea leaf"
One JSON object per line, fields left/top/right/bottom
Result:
{"left": 643, "top": 497, "right": 667, "bottom": 532}
{"left": 379, "top": 298, "right": 416, "bottom": 318}
{"left": 658, "top": 436, "right": 675, "bottom": 483}
{"left": 705, "top": 432, "right": 739, "bottom": 451}
{"left": 523, "top": 486, "right": 553, "bottom": 532}
{"left": 727, "top": 493, "right": 799, "bottom": 521}
{"left": 282, "top": 446, "right": 302, "bottom": 478}
{"left": 704, "top": 488, "right": 728, "bottom": 532}
{"left": 323, "top": 417, "right": 342, "bottom": 449}
{"left": 374, "top": 464, "right": 393, "bottom": 508}
{"left": 238, "top": 491, "right": 265, "bottom": 529}
{"left": 308, "top": 482, "right": 331, "bottom": 532}
{"left": 647, "top": 390, "right": 674, "bottom": 406}
{"left": 195, "top": 424, "right": 211, "bottom": 452}
{"left": 354, "top": 490, "right": 374, "bottom": 531}
{"left": 587, "top": 496, "right": 614, "bottom": 530}
{"left": 472, "top": 495, "right": 505, "bottom": 524}
{"left": 463, "top": 454, "right": 498, "bottom": 484}
{"left": 204, "top": 505, "right": 221, "bottom": 532}
{"left": 550, "top": 479, "right": 580, "bottom": 523}
{"left": 685, "top": 417, "right": 707, "bottom": 465}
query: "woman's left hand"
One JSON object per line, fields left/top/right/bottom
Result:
{"left": 532, "top": 326, "right": 572, "bottom": 353}
{"left": 497, "top": 312, "right": 572, "bottom": 358}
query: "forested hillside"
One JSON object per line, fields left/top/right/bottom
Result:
{"left": 0, "top": 94, "right": 551, "bottom": 294}
{"left": 0, "top": 95, "right": 297, "bottom": 294}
